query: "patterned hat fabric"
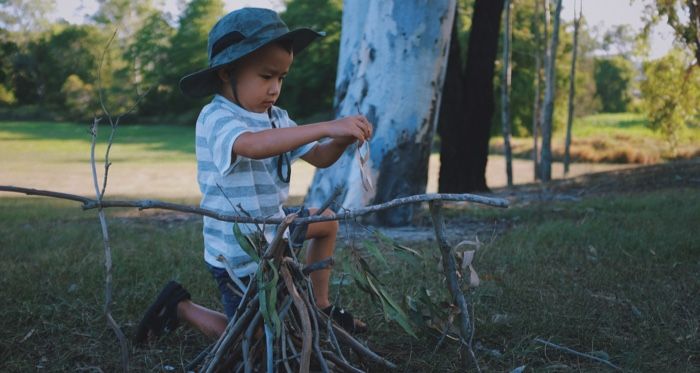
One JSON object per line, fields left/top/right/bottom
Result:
{"left": 179, "top": 8, "right": 324, "bottom": 98}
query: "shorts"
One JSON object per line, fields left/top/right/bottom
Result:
{"left": 208, "top": 206, "right": 309, "bottom": 319}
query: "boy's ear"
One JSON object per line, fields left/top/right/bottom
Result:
{"left": 217, "top": 68, "right": 230, "bottom": 83}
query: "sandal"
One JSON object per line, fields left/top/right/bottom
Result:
{"left": 133, "top": 281, "right": 191, "bottom": 344}
{"left": 322, "top": 305, "right": 368, "bottom": 334}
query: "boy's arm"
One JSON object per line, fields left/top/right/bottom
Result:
{"left": 300, "top": 138, "right": 355, "bottom": 168}
{"left": 233, "top": 115, "right": 372, "bottom": 163}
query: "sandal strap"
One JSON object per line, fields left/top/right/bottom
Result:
{"left": 322, "top": 305, "right": 358, "bottom": 333}
{"left": 134, "top": 281, "right": 191, "bottom": 343}
{"left": 163, "top": 285, "right": 191, "bottom": 332}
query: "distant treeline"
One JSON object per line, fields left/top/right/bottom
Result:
{"left": 0, "top": 0, "right": 636, "bottom": 129}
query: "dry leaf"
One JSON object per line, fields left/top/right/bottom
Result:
{"left": 357, "top": 142, "right": 373, "bottom": 192}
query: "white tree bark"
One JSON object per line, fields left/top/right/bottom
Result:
{"left": 564, "top": 0, "right": 582, "bottom": 175}
{"left": 539, "top": 0, "right": 562, "bottom": 182}
{"left": 501, "top": 0, "right": 513, "bottom": 187}
{"left": 306, "top": 0, "right": 457, "bottom": 225}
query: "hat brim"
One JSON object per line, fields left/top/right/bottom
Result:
{"left": 179, "top": 28, "right": 324, "bottom": 99}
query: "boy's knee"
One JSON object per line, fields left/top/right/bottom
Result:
{"left": 320, "top": 208, "right": 338, "bottom": 231}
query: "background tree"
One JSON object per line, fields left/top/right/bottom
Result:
{"left": 0, "top": 0, "right": 55, "bottom": 39}
{"left": 278, "top": 0, "right": 342, "bottom": 121}
{"left": 438, "top": 0, "right": 505, "bottom": 192}
{"left": 594, "top": 56, "right": 634, "bottom": 113}
{"left": 0, "top": 30, "right": 19, "bottom": 105}
{"left": 563, "top": 0, "right": 582, "bottom": 175}
{"left": 500, "top": 0, "right": 514, "bottom": 186}
{"left": 539, "top": 0, "right": 562, "bottom": 182}
{"left": 640, "top": 50, "right": 700, "bottom": 151}
{"left": 161, "top": 0, "right": 224, "bottom": 120}
{"left": 11, "top": 24, "right": 107, "bottom": 111}
{"left": 125, "top": 11, "right": 176, "bottom": 117}
{"left": 643, "top": 0, "right": 700, "bottom": 67}
{"left": 307, "top": 0, "right": 457, "bottom": 225}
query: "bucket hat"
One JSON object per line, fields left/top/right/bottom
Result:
{"left": 179, "top": 8, "right": 324, "bottom": 98}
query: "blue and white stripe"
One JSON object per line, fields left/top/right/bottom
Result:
{"left": 196, "top": 94, "right": 317, "bottom": 276}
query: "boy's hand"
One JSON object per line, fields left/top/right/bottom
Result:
{"left": 326, "top": 115, "right": 373, "bottom": 146}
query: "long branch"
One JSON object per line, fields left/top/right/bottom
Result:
{"left": 90, "top": 120, "right": 128, "bottom": 372}
{"left": 429, "top": 201, "right": 480, "bottom": 373}
{"left": 0, "top": 186, "right": 509, "bottom": 225}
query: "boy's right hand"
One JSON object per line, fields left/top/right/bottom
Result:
{"left": 326, "top": 115, "right": 373, "bottom": 146}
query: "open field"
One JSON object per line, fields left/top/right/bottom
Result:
{"left": 1, "top": 118, "right": 698, "bottom": 371}
{"left": 1, "top": 160, "right": 698, "bottom": 371}
{"left": 491, "top": 113, "right": 700, "bottom": 164}
{"left": 0, "top": 120, "right": 641, "bottom": 200}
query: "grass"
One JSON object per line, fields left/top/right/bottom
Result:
{"left": 1, "top": 117, "right": 698, "bottom": 371}
{"left": 0, "top": 121, "right": 195, "bottom": 163}
{"left": 490, "top": 113, "right": 700, "bottom": 164}
{"left": 1, "top": 183, "right": 698, "bottom": 371}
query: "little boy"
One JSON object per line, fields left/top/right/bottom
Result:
{"left": 135, "top": 8, "right": 371, "bottom": 343}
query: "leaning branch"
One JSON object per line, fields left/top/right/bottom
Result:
{"left": 0, "top": 186, "right": 509, "bottom": 224}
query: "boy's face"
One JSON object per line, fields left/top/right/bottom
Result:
{"left": 219, "top": 43, "right": 293, "bottom": 113}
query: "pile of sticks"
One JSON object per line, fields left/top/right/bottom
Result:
{"left": 0, "top": 185, "right": 510, "bottom": 372}
{"left": 193, "top": 214, "right": 395, "bottom": 373}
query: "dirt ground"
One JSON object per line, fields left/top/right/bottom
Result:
{"left": 101, "top": 158, "right": 699, "bottom": 247}
{"left": 0, "top": 154, "right": 638, "bottom": 200}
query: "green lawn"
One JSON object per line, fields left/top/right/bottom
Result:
{"left": 1, "top": 118, "right": 699, "bottom": 371}
{"left": 0, "top": 120, "right": 195, "bottom": 163}
{"left": 491, "top": 113, "right": 700, "bottom": 164}
{"left": 1, "top": 180, "right": 697, "bottom": 371}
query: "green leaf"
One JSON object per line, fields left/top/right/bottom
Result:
{"left": 373, "top": 230, "right": 395, "bottom": 247}
{"left": 367, "top": 276, "right": 416, "bottom": 337}
{"left": 393, "top": 249, "right": 421, "bottom": 268}
{"left": 267, "top": 261, "right": 282, "bottom": 338}
{"left": 233, "top": 223, "right": 260, "bottom": 262}
{"left": 393, "top": 243, "right": 423, "bottom": 258}
{"left": 341, "top": 260, "right": 372, "bottom": 294}
{"left": 363, "top": 240, "right": 388, "bottom": 267}
{"left": 257, "top": 268, "right": 271, "bottom": 333}
{"left": 357, "top": 256, "right": 379, "bottom": 280}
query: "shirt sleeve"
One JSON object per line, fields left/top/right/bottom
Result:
{"left": 277, "top": 109, "right": 318, "bottom": 161}
{"left": 205, "top": 113, "right": 252, "bottom": 176}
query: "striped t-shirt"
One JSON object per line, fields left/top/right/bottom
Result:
{"left": 196, "top": 94, "right": 317, "bottom": 276}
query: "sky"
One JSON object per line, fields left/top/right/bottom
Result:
{"left": 50, "top": 0, "right": 676, "bottom": 59}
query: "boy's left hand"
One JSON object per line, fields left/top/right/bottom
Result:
{"left": 326, "top": 115, "right": 373, "bottom": 146}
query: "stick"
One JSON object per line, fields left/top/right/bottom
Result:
{"left": 322, "top": 351, "right": 366, "bottom": 373}
{"left": 265, "top": 213, "right": 297, "bottom": 261}
{"left": 301, "top": 289, "right": 330, "bottom": 373}
{"left": 0, "top": 186, "right": 509, "bottom": 224}
{"left": 281, "top": 327, "right": 294, "bottom": 373}
{"left": 281, "top": 264, "right": 312, "bottom": 372}
{"left": 90, "top": 119, "right": 129, "bottom": 373}
{"left": 203, "top": 295, "right": 260, "bottom": 372}
{"left": 534, "top": 338, "right": 622, "bottom": 371}
{"left": 429, "top": 201, "right": 481, "bottom": 373}
{"left": 243, "top": 311, "right": 262, "bottom": 373}
{"left": 316, "top": 312, "right": 397, "bottom": 370}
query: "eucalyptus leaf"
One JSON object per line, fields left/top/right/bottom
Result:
{"left": 363, "top": 240, "right": 388, "bottom": 267}
{"left": 233, "top": 223, "right": 260, "bottom": 262}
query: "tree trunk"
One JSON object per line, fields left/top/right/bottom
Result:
{"left": 438, "top": 0, "right": 506, "bottom": 193}
{"left": 564, "top": 0, "right": 582, "bottom": 175}
{"left": 539, "top": 0, "right": 562, "bottom": 182}
{"left": 501, "top": 0, "right": 513, "bottom": 187}
{"left": 532, "top": 0, "right": 549, "bottom": 180}
{"left": 306, "top": 0, "right": 457, "bottom": 226}
{"left": 437, "top": 10, "right": 466, "bottom": 193}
